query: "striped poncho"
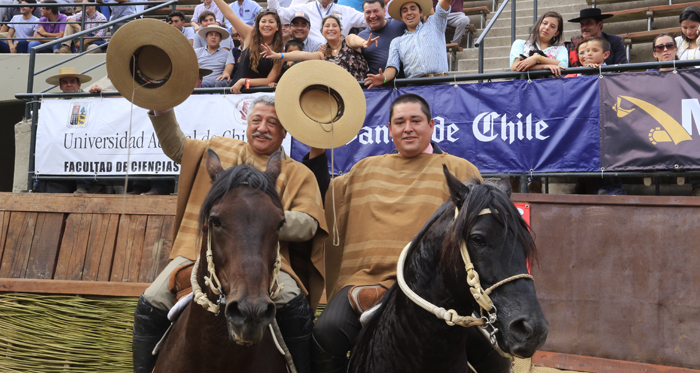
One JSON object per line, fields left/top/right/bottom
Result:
{"left": 324, "top": 150, "right": 481, "bottom": 298}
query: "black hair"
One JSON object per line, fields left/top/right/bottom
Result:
{"left": 679, "top": 6, "right": 700, "bottom": 42}
{"left": 284, "top": 39, "right": 303, "bottom": 51}
{"left": 389, "top": 93, "right": 431, "bottom": 122}
{"left": 168, "top": 10, "right": 186, "bottom": 22}
{"left": 42, "top": 0, "right": 59, "bottom": 15}
{"left": 362, "top": 0, "right": 384, "bottom": 10}
{"left": 20, "top": 0, "right": 37, "bottom": 11}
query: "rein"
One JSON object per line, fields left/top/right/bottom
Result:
{"left": 396, "top": 205, "right": 535, "bottom": 349}
{"left": 191, "top": 226, "right": 284, "bottom": 315}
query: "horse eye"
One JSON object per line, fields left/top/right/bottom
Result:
{"left": 470, "top": 234, "right": 487, "bottom": 246}
{"left": 209, "top": 217, "right": 222, "bottom": 228}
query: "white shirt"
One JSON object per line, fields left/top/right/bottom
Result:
{"left": 267, "top": 0, "right": 366, "bottom": 40}
{"left": 675, "top": 35, "right": 700, "bottom": 61}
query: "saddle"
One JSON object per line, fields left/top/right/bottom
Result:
{"left": 169, "top": 262, "right": 195, "bottom": 303}
{"left": 348, "top": 285, "right": 386, "bottom": 315}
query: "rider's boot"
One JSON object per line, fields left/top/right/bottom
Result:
{"left": 132, "top": 294, "right": 171, "bottom": 373}
{"left": 276, "top": 293, "right": 315, "bottom": 373}
{"left": 310, "top": 335, "right": 348, "bottom": 373}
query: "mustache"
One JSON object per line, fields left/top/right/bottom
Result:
{"left": 252, "top": 131, "right": 274, "bottom": 139}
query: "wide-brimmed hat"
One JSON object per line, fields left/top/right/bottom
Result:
{"left": 197, "top": 24, "right": 230, "bottom": 40}
{"left": 106, "top": 19, "right": 198, "bottom": 110}
{"left": 199, "top": 67, "right": 213, "bottom": 76}
{"left": 275, "top": 61, "right": 366, "bottom": 149}
{"left": 388, "top": 0, "right": 433, "bottom": 23}
{"left": 568, "top": 8, "right": 613, "bottom": 23}
{"left": 45, "top": 67, "right": 92, "bottom": 86}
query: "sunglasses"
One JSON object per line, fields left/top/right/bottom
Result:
{"left": 654, "top": 42, "right": 676, "bottom": 52}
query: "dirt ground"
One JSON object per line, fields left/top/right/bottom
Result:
{"left": 513, "top": 358, "right": 581, "bottom": 373}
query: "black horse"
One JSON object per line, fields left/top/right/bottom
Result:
{"left": 349, "top": 168, "right": 548, "bottom": 372}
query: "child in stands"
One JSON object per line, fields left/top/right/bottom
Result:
{"left": 583, "top": 36, "right": 610, "bottom": 68}
{"left": 268, "top": 39, "right": 303, "bottom": 87}
{"left": 565, "top": 39, "right": 589, "bottom": 77}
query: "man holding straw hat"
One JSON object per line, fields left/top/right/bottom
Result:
{"left": 105, "top": 19, "right": 329, "bottom": 373}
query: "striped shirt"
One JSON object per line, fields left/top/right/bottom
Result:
{"left": 386, "top": 4, "right": 450, "bottom": 78}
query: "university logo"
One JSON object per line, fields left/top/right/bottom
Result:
{"left": 612, "top": 96, "right": 699, "bottom": 145}
{"left": 233, "top": 98, "right": 254, "bottom": 126}
{"left": 67, "top": 103, "right": 90, "bottom": 128}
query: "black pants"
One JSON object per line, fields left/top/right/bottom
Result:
{"left": 312, "top": 286, "right": 361, "bottom": 358}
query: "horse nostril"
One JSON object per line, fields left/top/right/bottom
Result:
{"left": 508, "top": 317, "right": 534, "bottom": 342}
{"left": 262, "top": 302, "right": 276, "bottom": 321}
{"left": 225, "top": 301, "right": 245, "bottom": 324}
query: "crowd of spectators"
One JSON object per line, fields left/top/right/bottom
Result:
{"left": 4, "top": 0, "right": 700, "bottom": 196}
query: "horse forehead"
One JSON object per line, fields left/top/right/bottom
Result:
{"left": 212, "top": 188, "right": 282, "bottom": 218}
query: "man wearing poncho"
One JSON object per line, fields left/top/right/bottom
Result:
{"left": 132, "top": 95, "right": 328, "bottom": 373}
{"left": 306, "top": 94, "right": 490, "bottom": 373}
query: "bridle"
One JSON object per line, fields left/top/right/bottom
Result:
{"left": 396, "top": 205, "right": 535, "bottom": 355}
{"left": 191, "top": 205, "right": 283, "bottom": 315}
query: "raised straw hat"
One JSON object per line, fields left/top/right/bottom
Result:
{"left": 45, "top": 67, "right": 92, "bottom": 86}
{"left": 274, "top": 60, "right": 366, "bottom": 149}
{"left": 387, "top": 0, "right": 433, "bottom": 23}
{"left": 106, "top": 19, "right": 198, "bottom": 110}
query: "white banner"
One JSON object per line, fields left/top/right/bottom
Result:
{"left": 35, "top": 94, "right": 292, "bottom": 176}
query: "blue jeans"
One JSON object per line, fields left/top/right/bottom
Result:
{"left": 0, "top": 40, "right": 9, "bottom": 53}
{"left": 27, "top": 41, "right": 61, "bottom": 53}
{"left": 15, "top": 40, "right": 29, "bottom": 53}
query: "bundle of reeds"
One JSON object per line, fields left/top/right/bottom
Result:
{"left": 0, "top": 293, "right": 137, "bottom": 373}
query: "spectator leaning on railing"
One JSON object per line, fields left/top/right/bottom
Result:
{"left": 0, "top": 0, "right": 38, "bottom": 53}
{"left": 364, "top": 0, "right": 449, "bottom": 88}
{"left": 190, "top": 0, "right": 224, "bottom": 31}
{"left": 195, "top": 24, "right": 235, "bottom": 87}
{"left": 96, "top": 0, "right": 136, "bottom": 35}
{"left": 56, "top": 0, "right": 107, "bottom": 53}
{"left": 214, "top": 0, "right": 284, "bottom": 93}
{"left": 27, "top": 0, "right": 67, "bottom": 53}
{"left": 510, "top": 11, "right": 567, "bottom": 77}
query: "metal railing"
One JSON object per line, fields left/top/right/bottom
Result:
{"left": 15, "top": 59, "right": 700, "bottom": 194}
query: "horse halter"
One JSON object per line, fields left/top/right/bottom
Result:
{"left": 396, "top": 206, "right": 535, "bottom": 347}
{"left": 191, "top": 222, "right": 284, "bottom": 315}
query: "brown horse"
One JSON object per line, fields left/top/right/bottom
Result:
{"left": 153, "top": 150, "right": 288, "bottom": 372}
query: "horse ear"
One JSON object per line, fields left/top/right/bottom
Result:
{"left": 443, "top": 164, "right": 468, "bottom": 207}
{"left": 496, "top": 176, "right": 512, "bottom": 198}
{"left": 265, "top": 151, "right": 282, "bottom": 181}
{"left": 206, "top": 149, "right": 224, "bottom": 181}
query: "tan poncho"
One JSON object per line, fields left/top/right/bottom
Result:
{"left": 172, "top": 136, "right": 328, "bottom": 309}
{"left": 325, "top": 152, "right": 481, "bottom": 298}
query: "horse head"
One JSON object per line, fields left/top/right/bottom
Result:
{"left": 200, "top": 149, "right": 286, "bottom": 345}
{"left": 442, "top": 168, "right": 548, "bottom": 359}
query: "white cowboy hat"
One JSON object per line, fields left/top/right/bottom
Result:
{"left": 106, "top": 19, "right": 199, "bottom": 110}
{"left": 45, "top": 67, "right": 92, "bottom": 86}
{"left": 387, "top": 0, "right": 433, "bottom": 22}
{"left": 197, "top": 25, "right": 230, "bottom": 40}
{"left": 275, "top": 60, "right": 366, "bottom": 149}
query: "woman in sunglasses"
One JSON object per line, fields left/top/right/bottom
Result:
{"left": 649, "top": 33, "right": 679, "bottom": 71}
{"left": 509, "top": 11, "right": 568, "bottom": 77}
{"left": 675, "top": 6, "right": 700, "bottom": 62}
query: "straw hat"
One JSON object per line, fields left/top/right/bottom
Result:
{"left": 106, "top": 19, "right": 198, "bottom": 110}
{"left": 275, "top": 61, "right": 366, "bottom": 149}
{"left": 197, "top": 25, "right": 230, "bottom": 40}
{"left": 388, "top": 0, "right": 433, "bottom": 23}
{"left": 45, "top": 67, "right": 92, "bottom": 86}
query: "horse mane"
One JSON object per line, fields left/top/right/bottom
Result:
{"left": 199, "top": 163, "right": 283, "bottom": 229}
{"left": 443, "top": 178, "right": 538, "bottom": 268}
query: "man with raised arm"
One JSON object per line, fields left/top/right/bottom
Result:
{"left": 132, "top": 93, "right": 328, "bottom": 373}
{"left": 267, "top": 0, "right": 366, "bottom": 40}
{"left": 364, "top": 0, "right": 450, "bottom": 87}
{"left": 305, "top": 94, "right": 493, "bottom": 372}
